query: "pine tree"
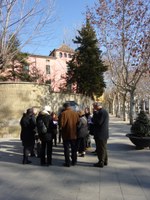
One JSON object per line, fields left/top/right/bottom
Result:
{"left": 66, "top": 18, "right": 107, "bottom": 99}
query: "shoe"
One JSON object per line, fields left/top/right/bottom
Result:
{"left": 63, "top": 163, "right": 70, "bottom": 167}
{"left": 93, "top": 162, "right": 104, "bottom": 168}
{"left": 82, "top": 152, "right": 86, "bottom": 157}
{"left": 23, "top": 160, "right": 32, "bottom": 164}
{"left": 30, "top": 153, "right": 36, "bottom": 157}
{"left": 41, "top": 162, "right": 46, "bottom": 166}
{"left": 41, "top": 163, "right": 47, "bottom": 166}
{"left": 27, "top": 160, "right": 32, "bottom": 164}
{"left": 72, "top": 161, "right": 77, "bottom": 166}
{"left": 79, "top": 153, "right": 85, "bottom": 157}
{"left": 47, "top": 162, "right": 52, "bottom": 166}
{"left": 104, "top": 161, "right": 108, "bottom": 166}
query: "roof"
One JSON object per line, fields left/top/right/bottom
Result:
{"left": 56, "top": 44, "right": 74, "bottom": 53}
{"left": 28, "top": 54, "right": 55, "bottom": 59}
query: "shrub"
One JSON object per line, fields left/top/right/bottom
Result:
{"left": 131, "top": 111, "right": 150, "bottom": 137}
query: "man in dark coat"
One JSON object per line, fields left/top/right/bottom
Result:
{"left": 60, "top": 102, "right": 79, "bottom": 167}
{"left": 92, "top": 102, "right": 109, "bottom": 168}
{"left": 20, "top": 108, "right": 36, "bottom": 164}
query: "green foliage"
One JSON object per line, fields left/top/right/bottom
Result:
{"left": 66, "top": 18, "right": 107, "bottom": 98}
{"left": 131, "top": 111, "right": 150, "bottom": 137}
{"left": 1, "top": 34, "right": 41, "bottom": 82}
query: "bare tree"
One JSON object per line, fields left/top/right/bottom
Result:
{"left": 89, "top": 0, "right": 150, "bottom": 124}
{"left": 0, "top": 0, "right": 56, "bottom": 71}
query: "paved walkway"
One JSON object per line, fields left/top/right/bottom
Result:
{"left": 0, "top": 115, "right": 150, "bottom": 200}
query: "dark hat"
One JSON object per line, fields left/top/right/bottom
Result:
{"left": 26, "top": 108, "right": 33, "bottom": 115}
{"left": 63, "top": 102, "right": 70, "bottom": 108}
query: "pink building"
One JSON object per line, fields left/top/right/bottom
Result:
{"left": 28, "top": 44, "right": 74, "bottom": 92}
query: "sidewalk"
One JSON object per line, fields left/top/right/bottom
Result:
{"left": 0, "top": 115, "right": 150, "bottom": 200}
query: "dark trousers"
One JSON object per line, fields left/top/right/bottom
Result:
{"left": 40, "top": 140, "right": 53, "bottom": 165}
{"left": 95, "top": 138, "right": 108, "bottom": 163}
{"left": 30, "top": 140, "right": 35, "bottom": 156}
{"left": 63, "top": 139, "right": 77, "bottom": 165}
{"left": 53, "top": 129, "right": 58, "bottom": 146}
{"left": 58, "top": 129, "right": 62, "bottom": 143}
{"left": 23, "top": 145, "right": 32, "bottom": 163}
{"left": 77, "top": 137, "right": 86, "bottom": 153}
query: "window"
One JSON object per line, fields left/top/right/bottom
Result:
{"left": 46, "top": 65, "right": 50, "bottom": 74}
{"left": 68, "top": 54, "right": 72, "bottom": 58}
{"left": 59, "top": 52, "right": 63, "bottom": 58}
{"left": 64, "top": 53, "right": 67, "bottom": 58}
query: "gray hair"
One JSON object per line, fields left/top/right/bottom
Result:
{"left": 93, "top": 102, "right": 103, "bottom": 107}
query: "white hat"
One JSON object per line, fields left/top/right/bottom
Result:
{"left": 44, "top": 105, "right": 51, "bottom": 112}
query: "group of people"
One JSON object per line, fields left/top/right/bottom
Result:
{"left": 20, "top": 101, "right": 109, "bottom": 168}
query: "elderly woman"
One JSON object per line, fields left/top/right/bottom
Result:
{"left": 77, "top": 110, "right": 89, "bottom": 157}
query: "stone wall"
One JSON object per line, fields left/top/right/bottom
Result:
{"left": 0, "top": 82, "right": 93, "bottom": 138}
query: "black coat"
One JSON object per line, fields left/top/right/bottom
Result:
{"left": 36, "top": 111, "right": 54, "bottom": 141}
{"left": 20, "top": 113, "right": 36, "bottom": 146}
{"left": 93, "top": 108, "right": 109, "bottom": 140}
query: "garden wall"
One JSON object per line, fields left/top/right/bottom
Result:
{"left": 0, "top": 82, "right": 93, "bottom": 138}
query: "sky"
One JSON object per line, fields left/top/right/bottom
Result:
{"left": 22, "top": 0, "right": 95, "bottom": 56}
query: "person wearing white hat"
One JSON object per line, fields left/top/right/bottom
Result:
{"left": 36, "top": 105, "right": 54, "bottom": 166}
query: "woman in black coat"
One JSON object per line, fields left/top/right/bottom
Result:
{"left": 20, "top": 108, "right": 36, "bottom": 164}
{"left": 36, "top": 106, "right": 54, "bottom": 166}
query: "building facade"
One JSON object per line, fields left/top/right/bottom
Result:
{"left": 28, "top": 44, "right": 74, "bottom": 92}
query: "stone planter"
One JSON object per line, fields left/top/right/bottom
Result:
{"left": 126, "top": 134, "right": 150, "bottom": 149}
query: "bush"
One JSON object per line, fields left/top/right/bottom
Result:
{"left": 131, "top": 111, "right": 150, "bottom": 137}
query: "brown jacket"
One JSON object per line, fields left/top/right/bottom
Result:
{"left": 60, "top": 107, "right": 79, "bottom": 140}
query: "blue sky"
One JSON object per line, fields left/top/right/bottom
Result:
{"left": 23, "top": 0, "right": 95, "bottom": 56}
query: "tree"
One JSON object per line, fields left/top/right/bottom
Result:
{"left": 89, "top": 0, "right": 150, "bottom": 124}
{"left": 0, "top": 0, "right": 55, "bottom": 71}
{"left": 66, "top": 17, "right": 107, "bottom": 99}
{"left": 0, "top": 35, "right": 42, "bottom": 82}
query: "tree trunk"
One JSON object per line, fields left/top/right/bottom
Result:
{"left": 122, "top": 93, "right": 126, "bottom": 121}
{"left": 116, "top": 92, "right": 121, "bottom": 117}
{"left": 148, "top": 97, "right": 150, "bottom": 114}
{"left": 129, "top": 90, "right": 135, "bottom": 124}
{"left": 112, "top": 95, "right": 116, "bottom": 115}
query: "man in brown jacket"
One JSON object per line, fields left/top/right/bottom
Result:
{"left": 60, "top": 102, "right": 79, "bottom": 167}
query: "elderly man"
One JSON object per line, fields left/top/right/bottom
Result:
{"left": 92, "top": 102, "right": 109, "bottom": 168}
{"left": 60, "top": 102, "right": 79, "bottom": 167}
